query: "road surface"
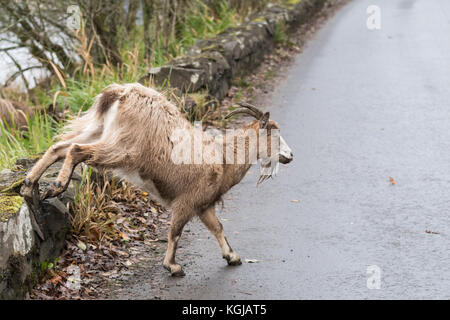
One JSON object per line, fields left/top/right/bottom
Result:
{"left": 114, "top": 0, "right": 450, "bottom": 299}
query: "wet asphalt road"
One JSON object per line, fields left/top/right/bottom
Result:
{"left": 117, "top": 0, "right": 450, "bottom": 299}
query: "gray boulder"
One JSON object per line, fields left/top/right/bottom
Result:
{"left": 0, "top": 160, "right": 80, "bottom": 299}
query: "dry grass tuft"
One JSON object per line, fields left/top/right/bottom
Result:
{"left": 72, "top": 166, "right": 129, "bottom": 242}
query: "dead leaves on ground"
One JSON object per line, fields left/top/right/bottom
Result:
{"left": 30, "top": 183, "right": 169, "bottom": 300}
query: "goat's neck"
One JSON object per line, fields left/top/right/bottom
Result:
{"left": 223, "top": 121, "right": 261, "bottom": 188}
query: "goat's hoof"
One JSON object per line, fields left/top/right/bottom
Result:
{"left": 40, "top": 181, "right": 63, "bottom": 200}
{"left": 23, "top": 178, "right": 32, "bottom": 187}
{"left": 224, "top": 252, "right": 242, "bottom": 266}
{"left": 20, "top": 180, "right": 35, "bottom": 200}
{"left": 164, "top": 263, "right": 185, "bottom": 277}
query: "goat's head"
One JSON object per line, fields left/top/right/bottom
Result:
{"left": 225, "top": 102, "right": 293, "bottom": 183}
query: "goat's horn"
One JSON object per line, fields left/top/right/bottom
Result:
{"left": 224, "top": 108, "right": 260, "bottom": 119}
{"left": 237, "top": 102, "right": 264, "bottom": 119}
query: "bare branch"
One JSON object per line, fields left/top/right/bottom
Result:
{"left": 2, "top": 65, "right": 42, "bottom": 88}
{"left": 3, "top": 50, "right": 32, "bottom": 90}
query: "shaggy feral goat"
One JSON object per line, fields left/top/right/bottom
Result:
{"left": 21, "top": 83, "right": 293, "bottom": 276}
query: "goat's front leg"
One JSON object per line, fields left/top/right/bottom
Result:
{"left": 41, "top": 144, "right": 94, "bottom": 200}
{"left": 163, "top": 202, "right": 194, "bottom": 277}
{"left": 199, "top": 206, "right": 241, "bottom": 266}
{"left": 21, "top": 142, "right": 72, "bottom": 200}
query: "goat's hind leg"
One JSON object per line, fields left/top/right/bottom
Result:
{"left": 163, "top": 201, "right": 195, "bottom": 276}
{"left": 22, "top": 117, "right": 103, "bottom": 200}
{"left": 199, "top": 206, "right": 241, "bottom": 266}
{"left": 41, "top": 143, "right": 96, "bottom": 200}
{"left": 21, "top": 141, "right": 72, "bottom": 200}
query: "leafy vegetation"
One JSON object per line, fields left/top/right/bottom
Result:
{"left": 274, "top": 21, "right": 289, "bottom": 46}
{"left": 0, "top": 111, "right": 60, "bottom": 168}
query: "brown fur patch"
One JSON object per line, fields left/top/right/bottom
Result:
{"left": 208, "top": 169, "right": 219, "bottom": 185}
{"left": 97, "top": 90, "right": 120, "bottom": 115}
{"left": 151, "top": 177, "right": 174, "bottom": 201}
{"left": 71, "top": 144, "right": 91, "bottom": 163}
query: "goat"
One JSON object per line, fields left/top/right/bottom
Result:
{"left": 0, "top": 98, "right": 34, "bottom": 130}
{"left": 20, "top": 83, "right": 293, "bottom": 276}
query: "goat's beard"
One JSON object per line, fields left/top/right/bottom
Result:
{"left": 257, "top": 157, "right": 280, "bottom": 185}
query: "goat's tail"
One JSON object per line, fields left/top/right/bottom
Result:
{"left": 57, "top": 84, "right": 125, "bottom": 141}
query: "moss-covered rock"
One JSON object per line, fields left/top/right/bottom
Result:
{"left": 0, "top": 177, "right": 25, "bottom": 194}
{"left": 0, "top": 195, "right": 24, "bottom": 222}
{"left": 0, "top": 169, "right": 26, "bottom": 193}
{"left": 1, "top": 159, "right": 74, "bottom": 300}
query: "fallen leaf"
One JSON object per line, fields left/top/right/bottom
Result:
{"left": 389, "top": 177, "right": 397, "bottom": 185}
{"left": 119, "top": 232, "right": 130, "bottom": 241}
{"left": 136, "top": 217, "right": 147, "bottom": 224}
{"left": 77, "top": 241, "right": 87, "bottom": 251}
{"left": 89, "top": 227, "right": 101, "bottom": 241}
{"left": 245, "top": 259, "right": 262, "bottom": 263}
{"left": 49, "top": 275, "right": 62, "bottom": 285}
{"left": 101, "top": 270, "right": 116, "bottom": 277}
{"left": 124, "top": 260, "right": 132, "bottom": 267}
{"left": 115, "top": 250, "right": 128, "bottom": 256}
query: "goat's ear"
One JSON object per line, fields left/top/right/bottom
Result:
{"left": 260, "top": 112, "right": 270, "bottom": 128}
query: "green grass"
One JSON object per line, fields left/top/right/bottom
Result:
{"left": 0, "top": 112, "right": 61, "bottom": 168}
{"left": 274, "top": 21, "right": 289, "bottom": 45}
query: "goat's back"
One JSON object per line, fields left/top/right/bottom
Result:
{"left": 60, "top": 83, "right": 222, "bottom": 206}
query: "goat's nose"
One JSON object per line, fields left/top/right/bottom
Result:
{"left": 288, "top": 152, "right": 293, "bottom": 160}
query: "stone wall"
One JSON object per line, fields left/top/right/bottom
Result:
{"left": 0, "top": 160, "right": 79, "bottom": 299}
{"left": 140, "top": 0, "right": 327, "bottom": 99}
